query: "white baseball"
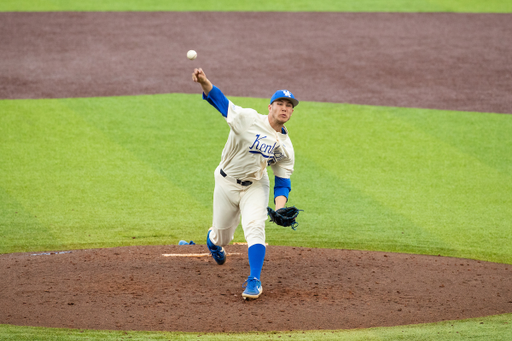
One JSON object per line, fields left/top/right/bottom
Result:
{"left": 187, "top": 50, "right": 197, "bottom": 60}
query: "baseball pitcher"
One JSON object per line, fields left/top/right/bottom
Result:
{"left": 192, "top": 68, "right": 300, "bottom": 300}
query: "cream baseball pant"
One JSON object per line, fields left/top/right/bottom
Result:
{"left": 208, "top": 166, "right": 269, "bottom": 248}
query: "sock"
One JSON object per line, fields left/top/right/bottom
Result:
{"left": 248, "top": 243, "right": 266, "bottom": 280}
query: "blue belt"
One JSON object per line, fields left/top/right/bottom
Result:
{"left": 220, "top": 169, "right": 253, "bottom": 186}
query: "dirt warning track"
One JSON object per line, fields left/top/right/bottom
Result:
{"left": 1, "top": 12, "right": 511, "bottom": 113}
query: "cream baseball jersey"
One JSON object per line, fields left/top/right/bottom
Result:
{"left": 220, "top": 101, "right": 294, "bottom": 182}
{"left": 203, "top": 85, "right": 294, "bottom": 200}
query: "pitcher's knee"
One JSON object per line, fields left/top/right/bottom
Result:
{"left": 244, "top": 227, "right": 265, "bottom": 247}
{"left": 209, "top": 227, "right": 235, "bottom": 247}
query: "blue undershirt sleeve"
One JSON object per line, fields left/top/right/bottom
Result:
{"left": 274, "top": 176, "right": 291, "bottom": 202}
{"left": 202, "top": 85, "right": 229, "bottom": 118}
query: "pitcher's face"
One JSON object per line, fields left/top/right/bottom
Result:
{"left": 268, "top": 99, "right": 294, "bottom": 125}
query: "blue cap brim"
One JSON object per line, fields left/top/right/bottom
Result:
{"left": 271, "top": 96, "right": 299, "bottom": 107}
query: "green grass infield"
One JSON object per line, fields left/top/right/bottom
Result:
{"left": 1, "top": 94, "right": 511, "bottom": 263}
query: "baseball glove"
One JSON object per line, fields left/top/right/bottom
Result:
{"left": 267, "top": 206, "right": 303, "bottom": 230}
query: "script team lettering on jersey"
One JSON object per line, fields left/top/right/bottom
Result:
{"left": 249, "top": 134, "right": 277, "bottom": 159}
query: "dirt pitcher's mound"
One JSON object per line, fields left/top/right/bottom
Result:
{"left": 1, "top": 245, "right": 511, "bottom": 332}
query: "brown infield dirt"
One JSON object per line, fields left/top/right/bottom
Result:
{"left": 1, "top": 245, "right": 511, "bottom": 332}
{"left": 1, "top": 12, "right": 512, "bottom": 113}
{"left": 1, "top": 11, "right": 512, "bottom": 333}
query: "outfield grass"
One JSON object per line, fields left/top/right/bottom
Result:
{"left": 1, "top": 0, "right": 512, "bottom": 12}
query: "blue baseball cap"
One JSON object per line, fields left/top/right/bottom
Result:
{"left": 270, "top": 90, "right": 299, "bottom": 107}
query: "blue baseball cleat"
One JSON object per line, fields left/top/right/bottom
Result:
{"left": 242, "top": 277, "right": 263, "bottom": 300}
{"left": 206, "top": 230, "right": 226, "bottom": 265}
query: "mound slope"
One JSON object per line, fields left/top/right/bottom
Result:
{"left": 1, "top": 245, "right": 511, "bottom": 332}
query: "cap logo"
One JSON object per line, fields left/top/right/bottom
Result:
{"left": 283, "top": 90, "right": 292, "bottom": 98}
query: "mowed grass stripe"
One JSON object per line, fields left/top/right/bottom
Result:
{"left": 268, "top": 153, "right": 451, "bottom": 254}
{"left": 0, "top": 186, "right": 61, "bottom": 253}
{"left": 60, "top": 94, "right": 227, "bottom": 208}
{"left": 290, "top": 101, "right": 512, "bottom": 263}
{"left": 392, "top": 108, "right": 512, "bottom": 176}
{"left": 0, "top": 98, "right": 211, "bottom": 253}
{"left": 1, "top": 0, "right": 512, "bottom": 12}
